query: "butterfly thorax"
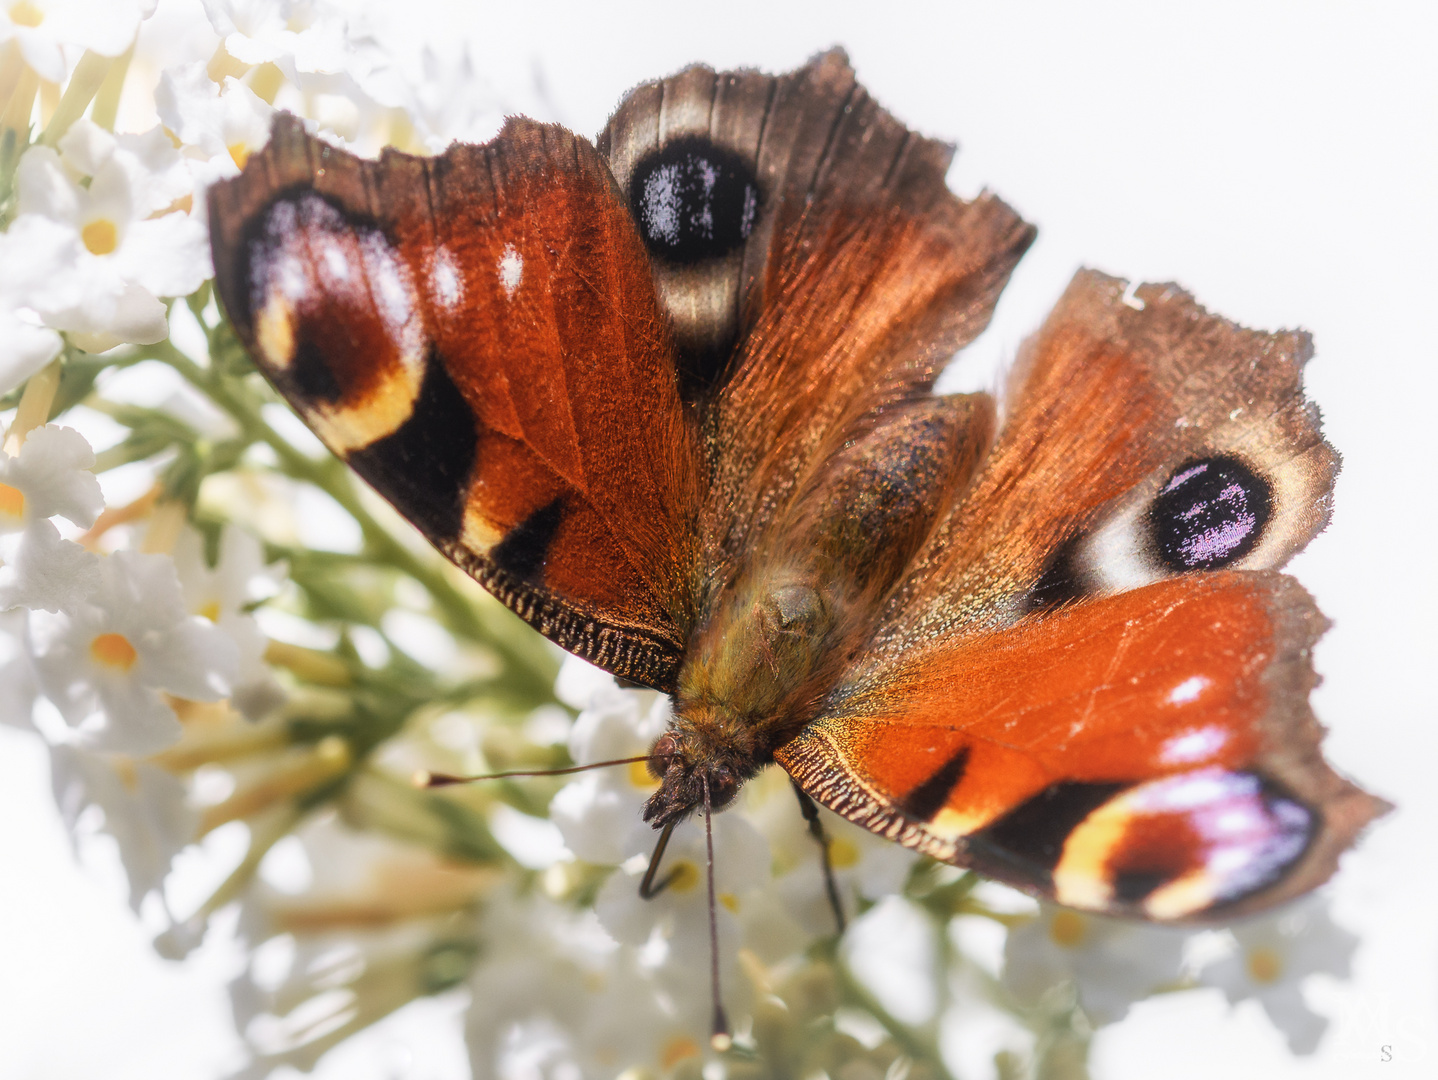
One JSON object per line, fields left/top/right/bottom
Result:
{"left": 642, "top": 397, "right": 993, "bottom": 827}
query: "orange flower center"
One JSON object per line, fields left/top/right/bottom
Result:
{"left": 661, "top": 1036, "right": 700, "bottom": 1069}
{"left": 90, "top": 632, "right": 138, "bottom": 670}
{"left": 627, "top": 758, "right": 660, "bottom": 790}
{"left": 81, "top": 218, "right": 119, "bottom": 256}
{"left": 1246, "top": 945, "right": 1284, "bottom": 984}
{"left": 8, "top": 2, "right": 44, "bottom": 28}
{"left": 828, "top": 834, "right": 860, "bottom": 869}
{"left": 1049, "top": 909, "right": 1088, "bottom": 948}
{"left": 0, "top": 481, "right": 24, "bottom": 522}
{"left": 666, "top": 859, "right": 700, "bottom": 894}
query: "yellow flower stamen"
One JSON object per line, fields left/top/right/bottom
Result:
{"left": 198, "top": 599, "right": 222, "bottom": 622}
{"left": 8, "top": 2, "right": 44, "bottom": 27}
{"left": 627, "top": 758, "right": 660, "bottom": 790}
{"left": 719, "top": 891, "right": 739, "bottom": 913}
{"left": 1049, "top": 908, "right": 1088, "bottom": 948}
{"left": 661, "top": 1036, "right": 701, "bottom": 1069}
{"left": 81, "top": 218, "right": 118, "bottom": 255}
{"left": 828, "top": 834, "right": 860, "bottom": 869}
{"left": 1246, "top": 945, "right": 1284, "bottom": 984}
{"left": 0, "top": 481, "right": 24, "bottom": 522}
{"left": 227, "top": 142, "right": 250, "bottom": 170}
{"left": 666, "top": 859, "right": 700, "bottom": 893}
{"left": 91, "top": 632, "right": 138, "bottom": 670}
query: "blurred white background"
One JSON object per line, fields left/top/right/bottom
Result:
{"left": 1, "top": 1, "right": 1434, "bottom": 1077}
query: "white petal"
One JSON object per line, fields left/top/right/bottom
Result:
{"left": 15, "top": 146, "right": 81, "bottom": 224}
{"left": 139, "top": 617, "right": 238, "bottom": 701}
{"left": 57, "top": 118, "right": 118, "bottom": 178}
{"left": 0, "top": 519, "right": 101, "bottom": 613}
{"left": 120, "top": 212, "right": 213, "bottom": 298}
{"left": 0, "top": 312, "right": 63, "bottom": 396}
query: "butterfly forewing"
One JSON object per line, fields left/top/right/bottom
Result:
{"left": 209, "top": 115, "right": 702, "bottom": 690}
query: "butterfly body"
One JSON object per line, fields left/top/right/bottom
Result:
{"left": 209, "top": 49, "right": 1383, "bottom": 923}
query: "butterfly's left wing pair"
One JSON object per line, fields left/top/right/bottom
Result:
{"left": 209, "top": 51, "right": 1382, "bottom": 921}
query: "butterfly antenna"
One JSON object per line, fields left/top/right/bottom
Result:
{"left": 414, "top": 755, "right": 655, "bottom": 788}
{"left": 638, "top": 818, "right": 679, "bottom": 899}
{"left": 703, "top": 776, "right": 731, "bottom": 1051}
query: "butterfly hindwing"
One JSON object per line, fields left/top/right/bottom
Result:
{"left": 209, "top": 115, "right": 702, "bottom": 690}
{"left": 778, "top": 570, "right": 1384, "bottom": 920}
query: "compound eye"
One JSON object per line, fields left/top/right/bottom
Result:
{"left": 707, "top": 767, "right": 739, "bottom": 810}
{"left": 648, "top": 733, "right": 679, "bottom": 780}
{"left": 1150, "top": 455, "right": 1272, "bottom": 572}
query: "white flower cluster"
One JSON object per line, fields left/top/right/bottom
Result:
{"left": 0, "top": 4, "right": 1370, "bottom": 1079}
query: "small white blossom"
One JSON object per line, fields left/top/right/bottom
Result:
{"left": 28, "top": 549, "right": 238, "bottom": 752}
{"left": 1003, "top": 904, "right": 1190, "bottom": 1024}
{"left": 1198, "top": 897, "right": 1359, "bottom": 1054}
{"left": 50, "top": 741, "right": 197, "bottom": 912}
{"left": 0, "top": 216, "right": 80, "bottom": 394}
{"left": 172, "top": 523, "right": 286, "bottom": 718}
{"left": 0, "top": 424, "right": 104, "bottom": 530}
{"left": 15, "top": 127, "right": 210, "bottom": 351}
{"left": 0, "top": 0, "right": 154, "bottom": 84}
{"left": 0, "top": 424, "right": 103, "bottom": 612}
{"left": 156, "top": 62, "right": 274, "bottom": 204}
{"left": 549, "top": 663, "right": 669, "bottom": 866}
{"left": 202, "top": 0, "right": 351, "bottom": 73}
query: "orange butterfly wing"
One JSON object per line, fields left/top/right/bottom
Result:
{"left": 778, "top": 571, "right": 1384, "bottom": 920}
{"left": 209, "top": 115, "right": 701, "bottom": 689}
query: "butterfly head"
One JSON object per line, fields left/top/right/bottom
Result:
{"left": 642, "top": 729, "right": 746, "bottom": 827}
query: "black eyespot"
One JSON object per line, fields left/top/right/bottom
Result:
{"left": 1150, "top": 455, "right": 1272, "bottom": 572}
{"left": 630, "top": 138, "right": 759, "bottom": 265}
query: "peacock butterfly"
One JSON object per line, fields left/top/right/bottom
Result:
{"left": 207, "top": 48, "right": 1383, "bottom": 929}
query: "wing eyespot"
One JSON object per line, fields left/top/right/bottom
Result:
{"left": 630, "top": 137, "right": 760, "bottom": 265}
{"left": 1149, "top": 455, "right": 1273, "bottom": 572}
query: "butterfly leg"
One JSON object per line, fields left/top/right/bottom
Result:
{"left": 638, "top": 818, "right": 680, "bottom": 899}
{"left": 792, "top": 781, "right": 847, "bottom": 933}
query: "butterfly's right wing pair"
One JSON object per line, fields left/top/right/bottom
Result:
{"left": 778, "top": 272, "right": 1386, "bottom": 919}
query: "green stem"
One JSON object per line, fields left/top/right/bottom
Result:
{"left": 834, "top": 953, "right": 955, "bottom": 1080}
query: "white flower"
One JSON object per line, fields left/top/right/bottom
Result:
{"left": 0, "top": 0, "right": 154, "bottom": 84}
{"left": 1198, "top": 897, "right": 1359, "bottom": 1054}
{"left": 0, "top": 216, "right": 80, "bottom": 394}
{"left": 172, "top": 523, "right": 286, "bottom": 718}
{"left": 156, "top": 63, "right": 274, "bottom": 205}
{"left": 230, "top": 813, "right": 493, "bottom": 1077}
{"left": 49, "top": 741, "right": 196, "bottom": 912}
{"left": 14, "top": 126, "right": 210, "bottom": 351}
{"left": 743, "top": 764, "right": 917, "bottom": 941}
{"left": 595, "top": 811, "right": 776, "bottom": 977}
{"left": 28, "top": 549, "right": 238, "bottom": 752}
{"left": 0, "top": 424, "right": 103, "bottom": 613}
{"left": 0, "top": 424, "right": 104, "bottom": 531}
{"left": 202, "top": 0, "right": 351, "bottom": 73}
{"left": 466, "top": 890, "right": 710, "bottom": 1080}
{"left": 1002, "top": 904, "right": 1190, "bottom": 1024}
{"left": 57, "top": 120, "right": 194, "bottom": 216}
{"left": 549, "top": 662, "right": 669, "bottom": 866}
